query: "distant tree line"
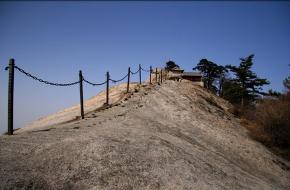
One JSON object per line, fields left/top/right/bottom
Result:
{"left": 193, "top": 54, "right": 271, "bottom": 107}
{"left": 165, "top": 56, "right": 288, "bottom": 108}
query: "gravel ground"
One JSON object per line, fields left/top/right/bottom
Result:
{"left": 0, "top": 80, "right": 289, "bottom": 190}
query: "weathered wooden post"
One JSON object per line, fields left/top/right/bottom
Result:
{"left": 127, "top": 67, "right": 130, "bottom": 93}
{"left": 139, "top": 64, "right": 141, "bottom": 85}
{"left": 106, "top": 71, "right": 109, "bottom": 105}
{"left": 161, "top": 69, "right": 163, "bottom": 83}
{"left": 149, "top": 66, "right": 152, "bottom": 84}
{"left": 79, "top": 70, "right": 84, "bottom": 119}
{"left": 155, "top": 68, "right": 158, "bottom": 83}
{"left": 7, "top": 58, "right": 15, "bottom": 135}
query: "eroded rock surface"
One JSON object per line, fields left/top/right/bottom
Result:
{"left": 1, "top": 80, "right": 289, "bottom": 189}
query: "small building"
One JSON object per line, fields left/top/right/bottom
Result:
{"left": 166, "top": 65, "right": 204, "bottom": 87}
{"left": 167, "top": 67, "right": 184, "bottom": 81}
{"left": 168, "top": 66, "right": 184, "bottom": 74}
{"left": 181, "top": 72, "right": 202, "bottom": 82}
{"left": 181, "top": 72, "right": 204, "bottom": 87}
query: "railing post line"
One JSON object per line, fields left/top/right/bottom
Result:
{"left": 106, "top": 71, "right": 109, "bottom": 105}
{"left": 155, "top": 68, "right": 158, "bottom": 83}
{"left": 7, "top": 58, "right": 15, "bottom": 135}
{"left": 139, "top": 64, "right": 141, "bottom": 85}
{"left": 127, "top": 67, "right": 130, "bottom": 93}
{"left": 149, "top": 66, "right": 152, "bottom": 84}
{"left": 79, "top": 70, "right": 84, "bottom": 119}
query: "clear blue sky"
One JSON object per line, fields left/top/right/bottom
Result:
{"left": 1, "top": 2, "right": 290, "bottom": 133}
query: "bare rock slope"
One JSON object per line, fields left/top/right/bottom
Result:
{"left": 19, "top": 83, "right": 139, "bottom": 132}
{"left": 0, "top": 80, "right": 289, "bottom": 189}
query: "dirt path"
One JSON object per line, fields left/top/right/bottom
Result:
{"left": 0, "top": 80, "right": 289, "bottom": 189}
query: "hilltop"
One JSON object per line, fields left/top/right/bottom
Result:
{"left": 0, "top": 80, "right": 289, "bottom": 189}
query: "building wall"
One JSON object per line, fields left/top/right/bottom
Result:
{"left": 167, "top": 72, "right": 204, "bottom": 87}
{"left": 181, "top": 76, "right": 204, "bottom": 87}
{"left": 181, "top": 76, "right": 202, "bottom": 82}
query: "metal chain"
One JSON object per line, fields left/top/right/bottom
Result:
{"left": 8, "top": 64, "right": 152, "bottom": 87}
{"left": 83, "top": 78, "right": 107, "bottom": 86}
{"left": 109, "top": 73, "right": 129, "bottom": 83}
{"left": 141, "top": 66, "right": 150, "bottom": 72}
{"left": 14, "top": 66, "right": 80, "bottom": 86}
{"left": 130, "top": 67, "right": 141, "bottom": 75}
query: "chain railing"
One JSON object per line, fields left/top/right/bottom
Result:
{"left": 13, "top": 66, "right": 80, "bottom": 86}
{"left": 4, "top": 58, "right": 164, "bottom": 135}
{"left": 83, "top": 78, "right": 107, "bottom": 86}
{"left": 109, "top": 73, "right": 129, "bottom": 83}
{"left": 130, "top": 68, "right": 140, "bottom": 75}
{"left": 140, "top": 66, "right": 150, "bottom": 72}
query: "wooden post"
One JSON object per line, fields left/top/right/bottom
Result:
{"left": 161, "top": 69, "right": 163, "bottom": 83}
{"left": 106, "top": 71, "right": 109, "bottom": 105}
{"left": 149, "top": 66, "right": 152, "bottom": 84}
{"left": 79, "top": 70, "right": 84, "bottom": 119}
{"left": 155, "top": 68, "right": 158, "bottom": 83}
{"left": 139, "top": 64, "right": 141, "bottom": 84}
{"left": 7, "top": 59, "right": 15, "bottom": 135}
{"left": 127, "top": 67, "right": 130, "bottom": 93}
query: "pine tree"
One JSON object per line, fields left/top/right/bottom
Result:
{"left": 226, "top": 54, "right": 269, "bottom": 106}
{"left": 267, "top": 89, "right": 282, "bottom": 97}
{"left": 283, "top": 64, "right": 290, "bottom": 92}
{"left": 193, "top": 59, "right": 226, "bottom": 93}
{"left": 221, "top": 78, "right": 244, "bottom": 104}
{"left": 165, "top": 61, "right": 180, "bottom": 70}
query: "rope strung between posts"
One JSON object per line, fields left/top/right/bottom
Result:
{"left": 12, "top": 65, "right": 80, "bottom": 86}
{"left": 109, "top": 73, "right": 129, "bottom": 83}
{"left": 83, "top": 78, "right": 107, "bottom": 86}
{"left": 130, "top": 67, "right": 141, "bottom": 75}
